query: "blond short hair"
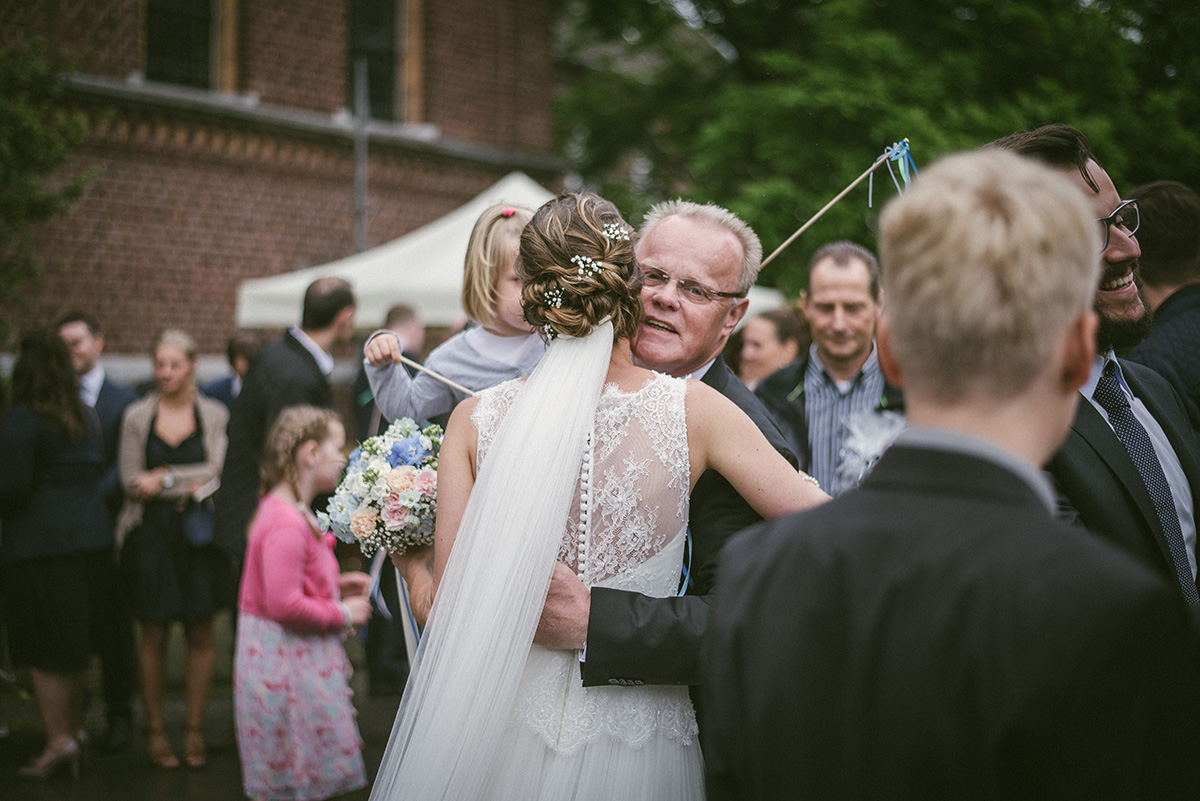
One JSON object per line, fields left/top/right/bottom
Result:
{"left": 878, "top": 150, "right": 1099, "bottom": 402}
{"left": 461, "top": 204, "right": 534, "bottom": 329}
{"left": 640, "top": 200, "right": 762, "bottom": 294}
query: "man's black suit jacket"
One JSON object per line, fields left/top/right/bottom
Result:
{"left": 213, "top": 330, "right": 333, "bottom": 563}
{"left": 754, "top": 351, "right": 904, "bottom": 474}
{"left": 580, "top": 355, "right": 796, "bottom": 687}
{"left": 703, "top": 443, "right": 1200, "bottom": 800}
{"left": 94, "top": 376, "right": 138, "bottom": 520}
{"left": 1047, "top": 357, "right": 1200, "bottom": 599}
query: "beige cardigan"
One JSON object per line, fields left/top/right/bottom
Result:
{"left": 114, "top": 392, "right": 229, "bottom": 546}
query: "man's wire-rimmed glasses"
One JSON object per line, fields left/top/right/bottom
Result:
{"left": 1098, "top": 199, "right": 1139, "bottom": 251}
{"left": 642, "top": 267, "right": 746, "bottom": 305}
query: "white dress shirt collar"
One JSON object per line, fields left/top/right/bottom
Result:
{"left": 290, "top": 326, "right": 335, "bottom": 376}
{"left": 79, "top": 364, "right": 105, "bottom": 408}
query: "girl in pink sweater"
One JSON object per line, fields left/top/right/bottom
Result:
{"left": 234, "top": 406, "right": 371, "bottom": 801}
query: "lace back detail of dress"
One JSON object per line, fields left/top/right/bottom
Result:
{"left": 472, "top": 373, "right": 698, "bottom": 753}
{"left": 474, "top": 373, "right": 690, "bottom": 593}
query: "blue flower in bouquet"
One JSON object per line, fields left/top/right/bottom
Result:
{"left": 317, "top": 493, "right": 358, "bottom": 541}
{"left": 389, "top": 436, "right": 431, "bottom": 467}
{"left": 322, "top": 417, "right": 444, "bottom": 556}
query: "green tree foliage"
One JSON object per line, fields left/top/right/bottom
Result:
{"left": 0, "top": 41, "right": 92, "bottom": 318}
{"left": 557, "top": 0, "right": 1200, "bottom": 292}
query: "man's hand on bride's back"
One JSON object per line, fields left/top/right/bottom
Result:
{"left": 536, "top": 562, "right": 590, "bottom": 651}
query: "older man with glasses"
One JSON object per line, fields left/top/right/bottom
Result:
{"left": 534, "top": 200, "right": 799, "bottom": 707}
{"left": 990, "top": 124, "right": 1200, "bottom": 607}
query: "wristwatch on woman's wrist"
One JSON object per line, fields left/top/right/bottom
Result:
{"left": 161, "top": 469, "right": 176, "bottom": 490}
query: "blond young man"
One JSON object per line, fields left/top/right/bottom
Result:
{"left": 703, "top": 150, "right": 1200, "bottom": 800}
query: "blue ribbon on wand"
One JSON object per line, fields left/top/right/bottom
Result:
{"left": 760, "top": 139, "right": 917, "bottom": 270}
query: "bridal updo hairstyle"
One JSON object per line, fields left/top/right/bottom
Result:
{"left": 518, "top": 192, "right": 642, "bottom": 341}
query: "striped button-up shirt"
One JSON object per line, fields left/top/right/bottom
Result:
{"left": 804, "top": 344, "right": 886, "bottom": 496}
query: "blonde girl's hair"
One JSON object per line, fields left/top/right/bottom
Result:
{"left": 461, "top": 204, "right": 535, "bottom": 329}
{"left": 259, "top": 405, "right": 340, "bottom": 499}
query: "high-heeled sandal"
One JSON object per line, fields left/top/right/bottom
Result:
{"left": 147, "top": 727, "right": 180, "bottom": 769}
{"left": 18, "top": 737, "right": 80, "bottom": 780}
{"left": 184, "top": 726, "right": 207, "bottom": 769}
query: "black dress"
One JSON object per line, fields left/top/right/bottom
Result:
{"left": 122, "top": 409, "right": 231, "bottom": 623}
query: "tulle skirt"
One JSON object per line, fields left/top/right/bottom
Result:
{"left": 483, "top": 646, "right": 706, "bottom": 800}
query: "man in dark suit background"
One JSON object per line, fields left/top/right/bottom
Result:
{"left": 702, "top": 150, "right": 1200, "bottom": 800}
{"left": 535, "top": 200, "right": 802, "bottom": 693}
{"left": 1125, "top": 179, "right": 1200, "bottom": 441}
{"left": 991, "top": 125, "right": 1200, "bottom": 606}
{"left": 57, "top": 311, "right": 139, "bottom": 751}
{"left": 200, "top": 330, "right": 259, "bottom": 413}
{"left": 213, "top": 277, "right": 356, "bottom": 568}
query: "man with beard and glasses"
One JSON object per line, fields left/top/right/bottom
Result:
{"left": 990, "top": 124, "right": 1200, "bottom": 607}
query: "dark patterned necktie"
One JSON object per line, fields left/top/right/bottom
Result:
{"left": 1093, "top": 362, "right": 1200, "bottom": 604}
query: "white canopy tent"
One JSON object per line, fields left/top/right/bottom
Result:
{"left": 236, "top": 171, "right": 785, "bottom": 330}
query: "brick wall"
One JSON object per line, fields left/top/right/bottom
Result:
{"left": 423, "top": 0, "right": 555, "bottom": 153}
{"left": 4, "top": 0, "right": 559, "bottom": 355}
{"left": 239, "top": 0, "right": 348, "bottom": 113}
{"left": 0, "top": 0, "right": 143, "bottom": 78}
{"left": 10, "top": 100, "right": 541, "bottom": 354}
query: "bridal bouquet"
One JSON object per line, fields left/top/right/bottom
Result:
{"left": 318, "top": 418, "right": 443, "bottom": 556}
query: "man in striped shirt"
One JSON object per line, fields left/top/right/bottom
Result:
{"left": 756, "top": 242, "right": 903, "bottom": 495}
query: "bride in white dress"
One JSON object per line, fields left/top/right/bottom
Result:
{"left": 371, "top": 193, "right": 828, "bottom": 800}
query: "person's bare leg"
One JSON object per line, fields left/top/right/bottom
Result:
{"left": 30, "top": 669, "right": 77, "bottom": 750}
{"left": 183, "top": 618, "right": 214, "bottom": 767}
{"left": 139, "top": 623, "right": 178, "bottom": 768}
{"left": 22, "top": 669, "right": 83, "bottom": 777}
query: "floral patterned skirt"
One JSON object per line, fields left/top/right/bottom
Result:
{"left": 234, "top": 612, "right": 367, "bottom": 801}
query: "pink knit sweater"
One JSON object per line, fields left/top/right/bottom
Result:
{"left": 238, "top": 493, "right": 344, "bottom": 633}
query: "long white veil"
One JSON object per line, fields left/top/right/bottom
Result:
{"left": 369, "top": 320, "right": 615, "bottom": 800}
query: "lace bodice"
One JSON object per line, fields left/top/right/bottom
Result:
{"left": 471, "top": 372, "right": 698, "bottom": 754}
{"left": 474, "top": 372, "right": 690, "bottom": 594}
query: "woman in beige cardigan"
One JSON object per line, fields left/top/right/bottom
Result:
{"left": 116, "top": 330, "right": 228, "bottom": 770}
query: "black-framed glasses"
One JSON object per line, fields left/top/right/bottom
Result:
{"left": 1098, "top": 199, "right": 1139, "bottom": 251}
{"left": 642, "top": 267, "right": 746, "bottom": 305}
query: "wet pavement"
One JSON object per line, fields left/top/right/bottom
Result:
{"left": 2, "top": 612, "right": 403, "bottom": 801}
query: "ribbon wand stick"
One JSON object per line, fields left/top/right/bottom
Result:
{"left": 760, "top": 139, "right": 910, "bottom": 269}
{"left": 395, "top": 353, "right": 477, "bottom": 397}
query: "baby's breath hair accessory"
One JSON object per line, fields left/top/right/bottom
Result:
{"left": 602, "top": 223, "right": 631, "bottom": 242}
{"left": 543, "top": 322, "right": 558, "bottom": 340}
{"left": 543, "top": 286, "right": 564, "bottom": 308}
{"left": 571, "top": 255, "right": 603, "bottom": 280}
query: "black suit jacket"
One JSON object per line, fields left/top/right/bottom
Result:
{"left": 1128, "top": 283, "right": 1200, "bottom": 443}
{"left": 703, "top": 443, "right": 1200, "bottom": 800}
{"left": 93, "top": 376, "right": 138, "bottom": 519}
{"left": 213, "top": 331, "right": 333, "bottom": 562}
{"left": 1047, "top": 357, "right": 1200, "bottom": 599}
{"left": 754, "top": 351, "right": 904, "bottom": 474}
{"left": 581, "top": 355, "right": 796, "bottom": 687}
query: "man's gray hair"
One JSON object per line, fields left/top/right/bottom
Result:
{"left": 640, "top": 200, "right": 763, "bottom": 294}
